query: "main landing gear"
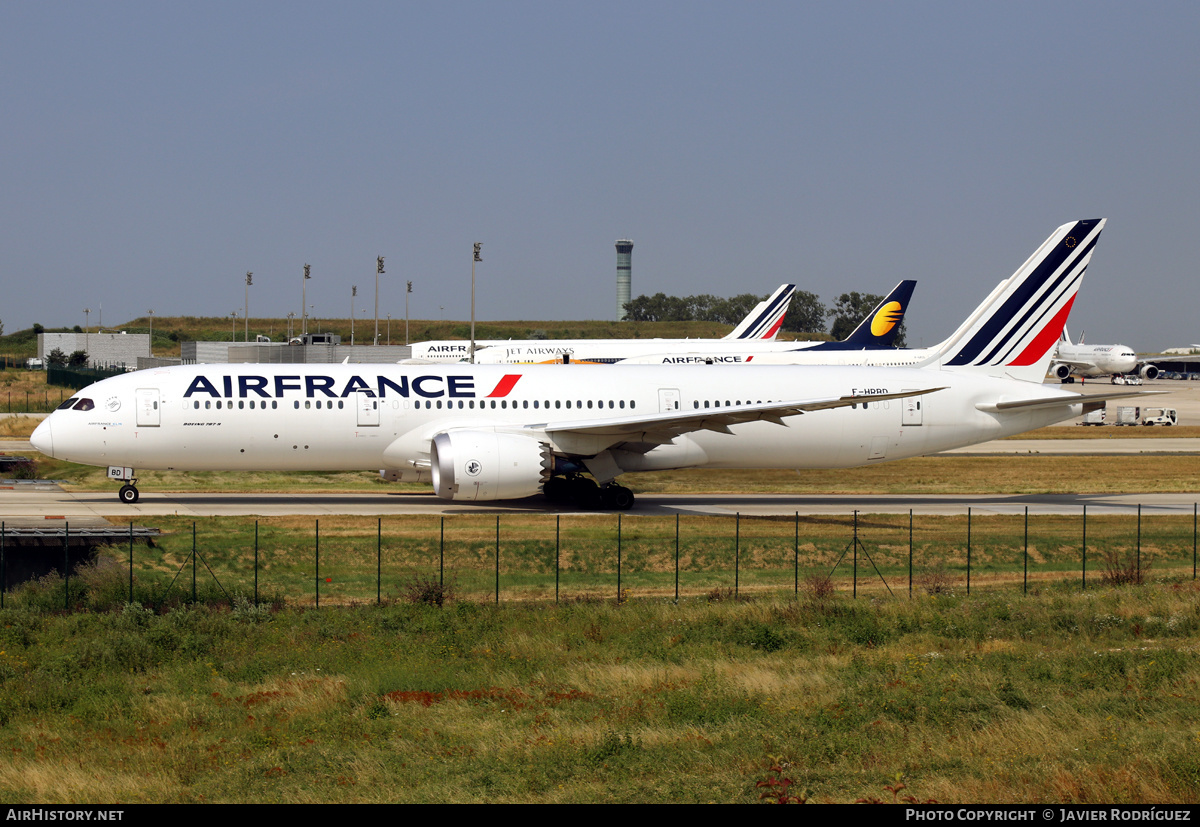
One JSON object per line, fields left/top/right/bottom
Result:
{"left": 543, "top": 475, "right": 635, "bottom": 511}
{"left": 119, "top": 484, "right": 140, "bottom": 504}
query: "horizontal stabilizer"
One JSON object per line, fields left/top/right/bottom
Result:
{"left": 975, "top": 389, "right": 1165, "bottom": 414}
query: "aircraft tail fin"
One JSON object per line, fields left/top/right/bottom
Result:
{"left": 923, "top": 219, "right": 1105, "bottom": 382}
{"left": 723, "top": 284, "right": 795, "bottom": 340}
{"left": 836, "top": 279, "right": 916, "bottom": 349}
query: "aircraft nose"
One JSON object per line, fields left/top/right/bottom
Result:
{"left": 30, "top": 417, "right": 53, "bottom": 456}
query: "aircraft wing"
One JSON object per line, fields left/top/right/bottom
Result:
{"left": 1052, "top": 358, "right": 1101, "bottom": 371}
{"left": 511, "top": 388, "right": 944, "bottom": 454}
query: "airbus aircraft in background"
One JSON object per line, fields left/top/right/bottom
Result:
{"left": 1049, "top": 330, "right": 1155, "bottom": 383}
{"left": 474, "top": 280, "right": 915, "bottom": 365}
{"left": 30, "top": 219, "right": 1147, "bottom": 510}
{"left": 407, "top": 283, "right": 797, "bottom": 364}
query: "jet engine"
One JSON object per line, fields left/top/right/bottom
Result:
{"left": 1051, "top": 363, "right": 1072, "bottom": 380}
{"left": 430, "top": 431, "right": 552, "bottom": 501}
{"left": 1140, "top": 364, "right": 1159, "bottom": 381}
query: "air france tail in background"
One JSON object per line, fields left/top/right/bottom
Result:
{"left": 722, "top": 283, "right": 797, "bottom": 340}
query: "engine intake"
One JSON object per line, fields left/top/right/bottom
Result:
{"left": 1052, "top": 363, "right": 1072, "bottom": 380}
{"left": 1140, "top": 364, "right": 1159, "bottom": 381}
{"left": 430, "top": 431, "right": 551, "bottom": 501}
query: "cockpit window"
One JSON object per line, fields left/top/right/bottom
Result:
{"left": 57, "top": 398, "right": 79, "bottom": 410}
{"left": 74, "top": 398, "right": 96, "bottom": 412}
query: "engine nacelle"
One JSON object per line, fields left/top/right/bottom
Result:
{"left": 1051, "top": 363, "right": 1072, "bottom": 380}
{"left": 430, "top": 431, "right": 551, "bottom": 501}
{"left": 1140, "top": 364, "right": 1159, "bottom": 381}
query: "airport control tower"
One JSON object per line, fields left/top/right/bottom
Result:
{"left": 615, "top": 239, "right": 634, "bottom": 320}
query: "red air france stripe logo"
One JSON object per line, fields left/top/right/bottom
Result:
{"left": 761, "top": 317, "right": 784, "bottom": 339}
{"left": 486, "top": 374, "right": 522, "bottom": 397}
{"left": 1008, "top": 294, "right": 1076, "bottom": 367}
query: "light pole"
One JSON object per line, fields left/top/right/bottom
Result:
{"left": 375, "top": 256, "right": 384, "bottom": 345}
{"left": 302, "top": 264, "right": 311, "bottom": 336}
{"left": 405, "top": 280, "right": 412, "bottom": 345}
{"left": 470, "top": 243, "right": 481, "bottom": 363}
{"left": 287, "top": 311, "right": 295, "bottom": 341}
{"left": 351, "top": 286, "right": 357, "bottom": 346}
{"left": 230, "top": 312, "right": 237, "bottom": 342}
{"left": 245, "top": 272, "right": 252, "bottom": 342}
{"left": 148, "top": 309, "right": 154, "bottom": 357}
{"left": 83, "top": 308, "right": 90, "bottom": 364}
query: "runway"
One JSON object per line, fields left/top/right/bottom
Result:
{"left": 1, "top": 486, "right": 1197, "bottom": 523}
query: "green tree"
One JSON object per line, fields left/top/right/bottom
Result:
{"left": 68, "top": 350, "right": 89, "bottom": 367}
{"left": 780, "top": 290, "right": 827, "bottom": 335}
{"left": 46, "top": 348, "right": 68, "bottom": 367}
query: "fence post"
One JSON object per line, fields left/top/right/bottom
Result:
{"left": 734, "top": 512, "right": 740, "bottom": 599}
{"left": 129, "top": 520, "right": 134, "bottom": 604}
{"left": 494, "top": 515, "right": 500, "bottom": 605}
{"left": 675, "top": 514, "right": 680, "bottom": 602}
{"left": 794, "top": 511, "right": 799, "bottom": 597}
{"left": 63, "top": 521, "right": 70, "bottom": 611}
{"left": 315, "top": 519, "right": 319, "bottom": 608}
{"left": 908, "top": 509, "right": 913, "bottom": 599}
{"left": 1137, "top": 504, "right": 1142, "bottom": 583}
{"left": 1082, "top": 505, "right": 1087, "bottom": 590}
{"left": 440, "top": 517, "right": 445, "bottom": 588}
{"left": 377, "top": 517, "right": 382, "bottom": 606}
{"left": 1, "top": 521, "right": 5, "bottom": 609}
{"left": 255, "top": 520, "right": 259, "bottom": 605}
{"left": 852, "top": 511, "right": 858, "bottom": 599}
{"left": 1023, "top": 506, "right": 1028, "bottom": 596}
{"left": 1193, "top": 503, "right": 1196, "bottom": 581}
{"left": 555, "top": 515, "right": 560, "bottom": 604}
{"left": 966, "top": 507, "right": 971, "bottom": 596}
{"left": 617, "top": 513, "right": 622, "bottom": 603}
{"left": 192, "top": 522, "right": 197, "bottom": 604}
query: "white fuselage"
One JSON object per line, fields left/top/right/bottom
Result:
{"left": 1053, "top": 343, "right": 1138, "bottom": 377}
{"left": 33, "top": 363, "right": 1083, "bottom": 478}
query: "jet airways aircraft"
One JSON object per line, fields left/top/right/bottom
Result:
{"left": 473, "top": 280, "right": 915, "bottom": 365}
{"left": 30, "top": 219, "right": 1140, "bottom": 510}
{"left": 407, "top": 283, "right": 797, "bottom": 364}
{"left": 1049, "top": 330, "right": 1147, "bottom": 383}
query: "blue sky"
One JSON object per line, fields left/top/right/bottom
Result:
{"left": 2, "top": 1, "right": 1197, "bottom": 351}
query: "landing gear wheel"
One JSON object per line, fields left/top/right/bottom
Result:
{"left": 543, "top": 476, "right": 570, "bottom": 504}
{"left": 118, "top": 484, "right": 139, "bottom": 504}
{"left": 569, "top": 476, "right": 602, "bottom": 510}
{"left": 601, "top": 485, "right": 635, "bottom": 511}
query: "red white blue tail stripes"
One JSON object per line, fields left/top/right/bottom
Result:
{"left": 936, "top": 219, "right": 1105, "bottom": 382}
{"left": 724, "top": 284, "right": 796, "bottom": 340}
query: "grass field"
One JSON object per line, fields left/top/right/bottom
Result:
{"left": 1, "top": 575, "right": 1198, "bottom": 803}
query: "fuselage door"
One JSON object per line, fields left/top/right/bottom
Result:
{"left": 135, "top": 388, "right": 161, "bottom": 427}
{"left": 658, "top": 388, "right": 681, "bottom": 413}
{"left": 356, "top": 391, "right": 380, "bottom": 426}
{"left": 901, "top": 390, "right": 923, "bottom": 426}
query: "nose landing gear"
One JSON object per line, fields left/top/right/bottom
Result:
{"left": 108, "top": 466, "right": 139, "bottom": 504}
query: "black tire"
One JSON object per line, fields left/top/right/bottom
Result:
{"left": 602, "top": 485, "right": 635, "bottom": 511}
{"left": 570, "top": 477, "right": 602, "bottom": 510}
{"left": 543, "top": 476, "right": 570, "bottom": 503}
{"left": 119, "top": 485, "right": 139, "bottom": 504}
